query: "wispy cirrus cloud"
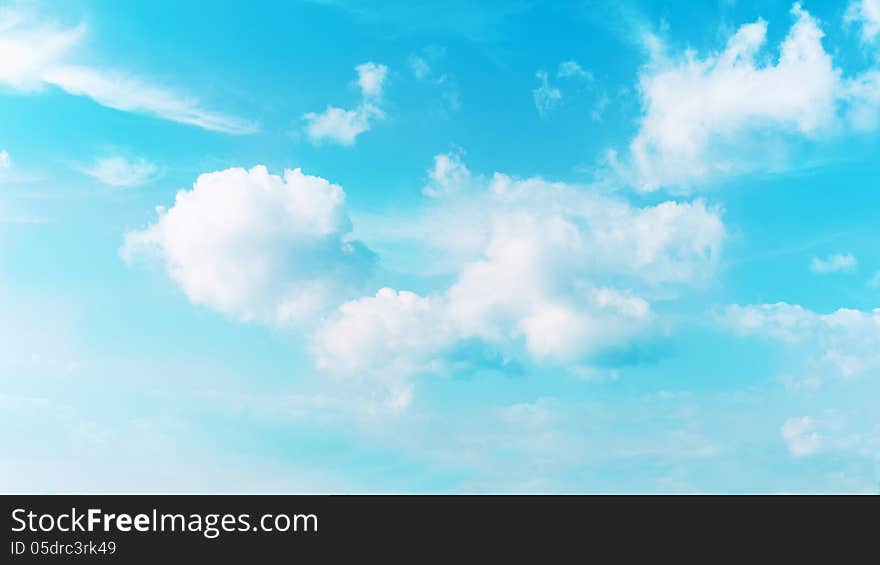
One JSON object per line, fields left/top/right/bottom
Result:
{"left": 810, "top": 252, "right": 857, "bottom": 274}
{"left": 409, "top": 47, "right": 461, "bottom": 114}
{"left": 77, "top": 156, "right": 160, "bottom": 188}
{"left": 0, "top": 9, "right": 256, "bottom": 134}
{"left": 533, "top": 60, "right": 594, "bottom": 117}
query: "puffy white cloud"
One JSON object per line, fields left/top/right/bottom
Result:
{"left": 313, "top": 153, "right": 724, "bottom": 405}
{"left": 421, "top": 151, "right": 477, "bottom": 198}
{"left": 303, "top": 62, "right": 388, "bottom": 145}
{"left": 630, "top": 4, "right": 840, "bottom": 190}
{"left": 78, "top": 156, "right": 158, "bottom": 187}
{"left": 126, "top": 153, "right": 724, "bottom": 409}
{"left": 810, "top": 252, "right": 857, "bottom": 274}
{"left": 312, "top": 287, "right": 452, "bottom": 405}
{"left": 354, "top": 62, "right": 388, "bottom": 99}
{"left": 781, "top": 416, "right": 825, "bottom": 456}
{"left": 302, "top": 104, "right": 383, "bottom": 145}
{"left": 846, "top": 0, "right": 880, "bottom": 44}
{"left": 0, "top": 150, "right": 10, "bottom": 169}
{"left": 123, "top": 165, "right": 375, "bottom": 325}
{"left": 721, "top": 302, "right": 880, "bottom": 379}
{"left": 0, "top": 11, "right": 255, "bottom": 134}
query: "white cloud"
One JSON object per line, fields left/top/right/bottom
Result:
{"left": 421, "top": 151, "right": 477, "bottom": 198}
{"left": 126, "top": 153, "right": 724, "bottom": 409}
{"left": 533, "top": 70, "right": 561, "bottom": 115}
{"left": 78, "top": 156, "right": 158, "bottom": 187}
{"left": 303, "top": 62, "right": 388, "bottom": 145}
{"left": 44, "top": 66, "right": 257, "bottom": 134}
{"left": 721, "top": 302, "right": 815, "bottom": 343}
{"left": 312, "top": 287, "right": 452, "bottom": 409}
{"left": 630, "top": 4, "right": 841, "bottom": 190}
{"left": 123, "top": 165, "right": 375, "bottom": 326}
{"left": 781, "top": 416, "right": 825, "bottom": 456}
{"left": 313, "top": 153, "right": 724, "bottom": 405}
{"left": 0, "top": 150, "right": 10, "bottom": 169}
{"left": 721, "top": 302, "right": 880, "bottom": 379}
{"left": 0, "top": 11, "right": 255, "bottom": 134}
{"left": 846, "top": 0, "right": 880, "bottom": 44}
{"left": 810, "top": 252, "right": 857, "bottom": 274}
{"left": 354, "top": 62, "right": 388, "bottom": 98}
{"left": 302, "top": 104, "right": 383, "bottom": 145}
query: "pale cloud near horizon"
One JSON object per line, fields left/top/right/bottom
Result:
{"left": 303, "top": 62, "right": 389, "bottom": 145}
{"left": 0, "top": 10, "right": 256, "bottom": 134}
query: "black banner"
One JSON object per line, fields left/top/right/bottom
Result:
{"left": 2, "top": 495, "right": 875, "bottom": 561}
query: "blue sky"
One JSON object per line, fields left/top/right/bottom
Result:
{"left": 2, "top": 0, "right": 880, "bottom": 492}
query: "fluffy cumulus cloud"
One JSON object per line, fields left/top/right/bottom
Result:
{"left": 78, "top": 156, "right": 158, "bottom": 187}
{"left": 0, "top": 9, "right": 255, "bottom": 133}
{"left": 312, "top": 153, "right": 725, "bottom": 404}
{"left": 303, "top": 62, "right": 388, "bottom": 145}
{"left": 721, "top": 302, "right": 880, "bottom": 380}
{"left": 311, "top": 288, "right": 452, "bottom": 410}
{"left": 354, "top": 62, "right": 388, "bottom": 98}
{"left": 0, "top": 150, "right": 9, "bottom": 169}
{"left": 123, "top": 165, "right": 375, "bottom": 326}
{"left": 810, "top": 252, "right": 857, "bottom": 274}
{"left": 628, "top": 3, "right": 880, "bottom": 191}
{"left": 126, "top": 153, "right": 724, "bottom": 409}
{"left": 630, "top": 4, "right": 840, "bottom": 190}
